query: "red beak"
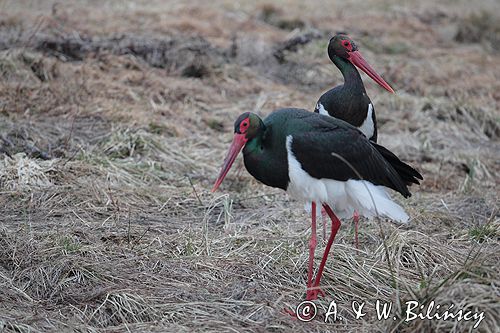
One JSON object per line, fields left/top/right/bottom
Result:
{"left": 347, "top": 51, "right": 395, "bottom": 93}
{"left": 211, "top": 133, "right": 248, "bottom": 192}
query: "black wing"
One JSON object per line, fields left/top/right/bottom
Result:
{"left": 290, "top": 123, "right": 412, "bottom": 198}
{"left": 372, "top": 143, "right": 423, "bottom": 186}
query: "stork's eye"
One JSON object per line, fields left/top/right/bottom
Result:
{"left": 343, "top": 40, "right": 350, "bottom": 48}
{"left": 239, "top": 119, "right": 249, "bottom": 132}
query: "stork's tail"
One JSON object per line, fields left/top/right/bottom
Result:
{"left": 373, "top": 143, "right": 423, "bottom": 187}
{"left": 346, "top": 180, "right": 409, "bottom": 223}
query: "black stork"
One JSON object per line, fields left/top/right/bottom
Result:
{"left": 212, "top": 108, "right": 422, "bottom": 301}
{"left": 314, "top": 34, "right": 396, "bottom": 245}
{"left": 316, "top": 34, "right": 395, "bottom": 141}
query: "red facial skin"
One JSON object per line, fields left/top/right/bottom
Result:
{"left": 338, "top": 37, "right": 395, "bottom": 93}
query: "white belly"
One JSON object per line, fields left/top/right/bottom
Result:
{"left": 316, "top": 102, "right": 329, "bottom": 116}
{"left": 286, "top": 135, "right": 408, "bottom": 223}
{"left": 317, "top": 102, "right": 375, "bottom": 139}
{"left": 358, "top": 103, "right": 374, "bottom": 138}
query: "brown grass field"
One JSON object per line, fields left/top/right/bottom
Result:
{"left": 0, "top": 0, "right": 499, "bottom": 332}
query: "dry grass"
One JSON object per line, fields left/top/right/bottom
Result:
{"left": 0, "top": 0, "right": 499, "bottom": 332}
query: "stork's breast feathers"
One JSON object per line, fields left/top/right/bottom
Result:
{"left": 358, "top": 103, "right": 375, "bottom": 139}
{"left": 315, "top": 102, "right": 329, "bottom": 116}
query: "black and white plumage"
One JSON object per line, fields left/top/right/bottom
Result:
{"left": 316, "top": 100, "right": 376, "bottom": 141}
{"left": 314, "top": 34, "right": 395, "bottom": 142}
{"left": 214, "top": 108, "right": 422, "bottom": 222}
{"left": 212, "top": 108, "right": 422, "bottom": 301}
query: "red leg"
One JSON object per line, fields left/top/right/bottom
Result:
{"left": 321, "top": 207, "right": 327, "bottom": 242}
{"left": 285, "top": 202, "right": 319, "bottom": 315}
{"left": 306, "top": 202, "right": 325, "bottom": 301}
{"left": 353, "top": 210, "right": 359, "bottom": 249}
{"left": 308, "top": 203, "right": 342, "bottom": 300}
{"left": 307, "top": 202, "right": 317, "bottom": 291}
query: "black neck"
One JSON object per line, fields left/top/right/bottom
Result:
{"left": 331, "top": 55, "right": 366, "bottom": 95}
{"left": 317, "top": 55, "right": 374, "bottom": 137}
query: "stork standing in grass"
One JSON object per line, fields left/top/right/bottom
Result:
{"left": 212, "top": 108, "right": 422, "bottom": 300}
{"left": 314, "top": 34, "right": 397, "bottom": 246}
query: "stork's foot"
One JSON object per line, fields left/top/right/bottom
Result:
{"left": 306, "top": 287, "right": 325, "bottom": 301}
{"left": 283, "top": 307, "right": 298, "bottom": 318}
